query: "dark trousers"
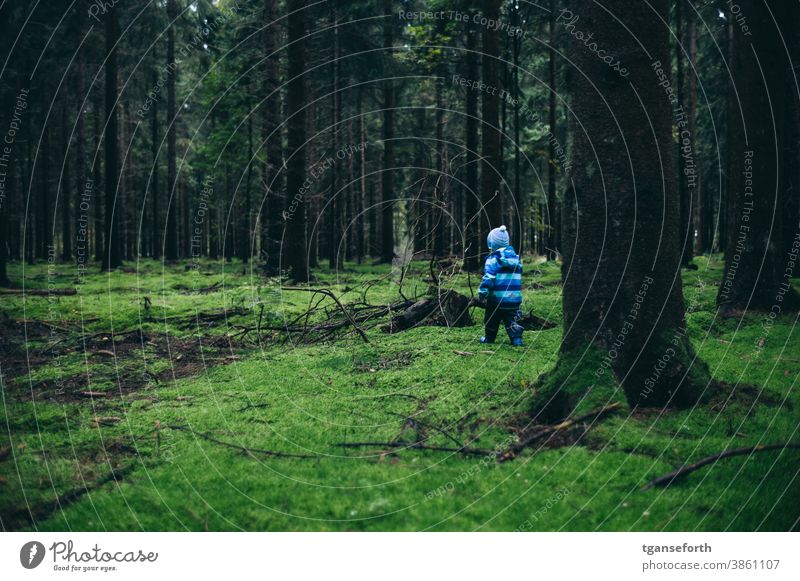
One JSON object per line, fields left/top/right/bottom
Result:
{"left": 484, "top": 303, "right": 524, "bottom": 342}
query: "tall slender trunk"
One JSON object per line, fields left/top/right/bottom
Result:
{"left": 675, "top": 0, "right": 694, "bottom": 267}
{"left": 717, "top": 0, "right": 798, "bottom": 311}
{"left": 284, "top": 0, "right": 309, "bottom": 281}
{"left": 687, "top": 4, "right": 702, "bottom": 255}
{"left": 102, "top": 5, "right": 121, "bottom": 270}
{"left": 357, "top": 87, "right": 366, "bottom": 263}
{"left": 328, "top": 7, "right": 340, "bottom": 269}
{"left": 262, "top": 0, "right": 283, "bottom": 272}
{"left": 150, "top": 45, "right": 160, "bottom": 260}
{"left": 61, "top": 102, "right": 72, "bottom": 261}
{"left": 463, "top": 14, "right": 480, "bottom": 271}
{"left": 165, "top": 0, "right": 178, "bottom": 261}
{"left": 93, "top": 96, "right": 103, "bottom": 262}
{"left": 433, "top": 63, "right": 446, "bottom": 257}
{"left": 380, "top": 0, "right": 395, "bottom": 263}
{"left": 481, "top": 0, "right": 502, "bottom": 229}
{"left": 75, "top": 50, "right": 87, "bottom": 265}
{"left": 546, "top": 0, "right": 558, "bottom": 261}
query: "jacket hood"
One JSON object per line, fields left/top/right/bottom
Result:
{"left": 492, "top": 245, "right": 520, "bottom": 266}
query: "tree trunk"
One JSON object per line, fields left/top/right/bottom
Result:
{"left": 284, "top": 0, "right": 309, "bottom": 281}
{"left": 262, "top": 0, "right": 283, "bottom": 273}
{"left": 165, "top": 0, "right": 178, "bottom": 262}
{"left": 380, "top": 0, "right": 395, "bottom": 263}
{"left": 102, "top": 5, "right": 121, "bottom": 271}
{"left": 150, "top": 45, "right": 160, "bottom": 260}
{"left": 547, "top": 0, "right": 558, "bottom": 261}
{"left": 328, "top": 6, "right": 340, "bottom": 270}
{"left": 58, "top": 102, "right": 71, "bottom": 261}
{"left": 717, "top": 0, "right": 798, "bottom": 311}
{"left": 687, "top": 4, "right": 703, "bottom": 255}
{"left": 552, "top": 0, "right": 706, "bottom": 414}
{"left": 675, "top": 0, "right": 695, "bottom": 268}
{"left": 463, "top": 14, "right": 480, "bottom": 271}
{"left": 481, "top": 0, "right": 502, "bottom": 229}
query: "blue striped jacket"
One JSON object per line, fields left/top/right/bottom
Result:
{"left": 477, "top": 246, "right": 523, "bottom": 306}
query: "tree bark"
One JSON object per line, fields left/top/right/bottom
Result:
{"left": 262, "top": 0, "right": 283, "bottom": 273}
{"left": 716, "top": 0, "right": 799, "bottom": 311}
{"left": 102, "top": 5, "right": 121, "bottom": 270}
{"left": 481, "top": 0, "right": 502, "bottom": 229}
{"left": 546, "top": 0, "right": 558, "bottom": 261}
{"left": 60, "top": 101, "right": 72, "bottom": 261}
{"left": 284, "top": 0, "right": 309, "bottom": 281}
{"left": 675, "top": 0, "right": 695, "bottom": 268}
{"left": 380, "top": 0, "right": 395, "bottom": 263}
{"left": 165, "top": 0, "right": 178, "bottom": 261}
{"left": 555, "top": 0, "right": 706, "bottom": 412}
{"left": 463, "top": 14, "right": 480, "bottom": 271}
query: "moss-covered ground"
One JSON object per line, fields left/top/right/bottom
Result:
{"left": 1, "top": 255, "right": 798, "bottom": 531}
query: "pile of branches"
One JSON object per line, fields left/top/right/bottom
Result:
{"left": 262, "top": 286, "right": 556, "bottom": 344}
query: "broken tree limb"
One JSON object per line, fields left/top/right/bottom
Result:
{"left": 642, "top": 442, "right": 800, "bottom": 490}
{"left": 169, "top": 424, "right": 318, "bottom": 459}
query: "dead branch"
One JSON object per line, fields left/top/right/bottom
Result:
{"left": 283, "top": 287, "right": 370, "bottom": 342}
{"left": 1, "top": 288, "right": 77, "bottom": 296}
{"left": 642, "top": 443, "right": 800, "bottom": 490}
{"left": 169, "top": 425, "right": 317, "bottom": 459}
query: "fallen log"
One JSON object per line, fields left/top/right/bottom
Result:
{"left": 382, "top": 290, "right": 473, "bottom": 332}
{"left": 642, "top": 442, "right": 800, "bottom": 490}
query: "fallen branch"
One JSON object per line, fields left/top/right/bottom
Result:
{"left": 642, "top": 443, "right": 800, "bottom": 490}
{"left": 336, "top": 441, "right": 493, "bottom": 457}
{"left": 282, "top": 287, "right": 370, "bottom": 343}
{"left": 169, "top": 424, "right": 317, "bottom": 459}
{"left": 1, "top": 288, "right": 77, "bottom": 296}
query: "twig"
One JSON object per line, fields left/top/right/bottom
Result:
{"left": 336, "top": 441, "right": 492, "bottom": 457}
{"left": 642, "top": 443, "right": 800, "bottom": 490}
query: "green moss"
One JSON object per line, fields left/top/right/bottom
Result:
{"left": 1, "top": 256, "right": 798, "bottom": 531}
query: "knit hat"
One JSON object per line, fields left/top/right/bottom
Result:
{"left": 487, "top": 225, "right": 510, "bottom": 250}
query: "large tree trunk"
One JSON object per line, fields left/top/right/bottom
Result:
{"left": 102, "top": 5, "right": 121, "bottom": 271}
{"left": 552, "top": 0, "right": 706, "bottom": 414}
{"left": 262, "top": 0, "right": 282, "bottom": 273}
{"left": 284, "top": 0, "right": 309, "bottom": 281}
{"left": 716, "top": 0, "right": 799, "bottom": 311}
{"left": 481, "top": 0, "right": 502, "bottom": 231}
{"left": 165, "top": 0, "right": 178, "bottom": 262}
{"left": 463, "top": 14, "right": 480, "bottom": 271}
{"left": 380, "top": 0, "right": 395, "bottom": 263}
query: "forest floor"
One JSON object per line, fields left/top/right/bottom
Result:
{"left": 1, "top": 255, "right": 798, "bottom": 531}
